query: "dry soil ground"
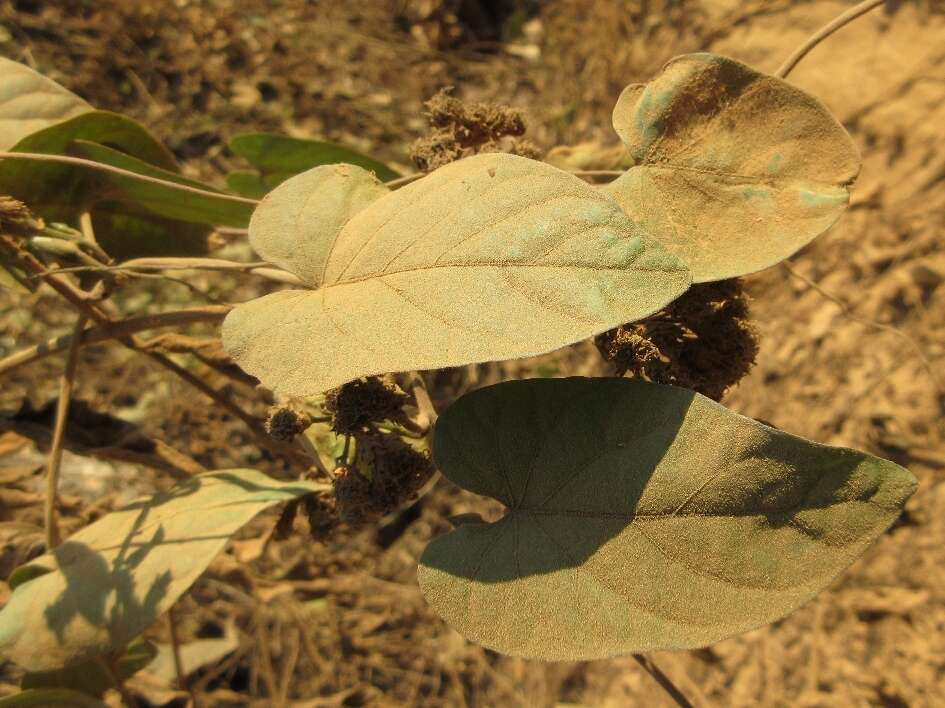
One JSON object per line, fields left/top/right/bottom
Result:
{"left": 0, "top": 1, "right": 943, "bottom": 706}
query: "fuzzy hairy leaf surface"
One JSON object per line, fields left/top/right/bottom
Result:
{"left": 223, "top": 153, "right": 690, "bottom": 396}
{"left": 603, "top": 53, "right": 860, "bottom": 282}
{"left": 419, "top": 377, "right": 916, "bottom": 660}
{"left": 0, "top": 470, "right": 325, "bottom": 672}
{"left": 0, "top": 57, "right": 91, "bottom": 151}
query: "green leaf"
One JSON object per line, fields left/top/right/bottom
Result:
{"left": 88, "top": 203, "right": 209, "bottom": 261}
{"left": 0, "top": 689, "right": 108, "bottom": 708}
{"left": 0, "top": 57, "right": 92, "bottom": 151}
{"left": 0, "top": 111, "right": 177, "bottom": 223}
{"left": 21, "top": 638, "right": 157, "bottom": 697}
{"left": 229, "top": 132, "right": 401, "bottom": 185}
{"left": 226, "top": 171, "right": 270, "bottom": 199}
{"left": 0, "top": 469, "right": 326, "bottom": 672}
{"left": 71, "top": 141, "right": 253, "bottom": 228}
{"left": 222, "top": 154, "right": 690, "bottom": 397}
{"left": 602, "top": 53, "right": 861, "bottom": 283}
{"left": 419, "top": 377, "right": 916, "bottom": 660}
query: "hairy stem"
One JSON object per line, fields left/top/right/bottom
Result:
{"left": 632, "top": 654, "right": 695, "bottom": 708}
{"left": 0, "top": 150, "right": 259, "bottom": 206}
{"left": 0, "top": 305, "right": 231, "bottom": 377}
{"left": 776, "top": 0, "right": 885, "bottom": 79}
{"left": 167, "top": 605, "right": 192, "bottom": 699}
{"left": 43, "top": 314, "right": 86, "bottom": 550}
{"left": 44, "top": 257, "right": 305, "bottom": 286}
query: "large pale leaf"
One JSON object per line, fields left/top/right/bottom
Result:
{"left": 229, "top": 132, "right": 400, "bottom": 191}
{"left": 0, "top": 57, "right": 92, "bottom": 151}
{"left": 419, "top": 377, "right": 916, "bottom": 660}
{"left": 602, "top": 53, "right": 861, "bottom": 282}
{"left": 222, "top": 153, "right": 690, "bottom": 396}
{"left": 0, "top": 469, "right": 325, "bottom": 672}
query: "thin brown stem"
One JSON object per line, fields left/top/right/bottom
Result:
{"left": 167, "top": 605, "right": 193, "bottom": 701}
{"left": 775, "top": 0, "right": 885, "bottom": 79}
{"left": 34, "top": 257, "right": 305, "bottom": 286}
{"left": 0, "top": 305, "right": 231, "bottom": 377}
{"left": 632, "top": 654, "right": 695, "bottom": 708}
{"left": 99, "top": 655, "right": 140, "bottom": 708}
{"left": 0, "top": 151, "right": 259, "bottom": 206}
{"left": 0, "top": 236, "right": 303, "bottom": 465}
{"left": 44, "top": 314, "right": 86, "bottom": 549}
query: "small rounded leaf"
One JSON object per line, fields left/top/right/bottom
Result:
{"left": 0, "top": 469, "right": 325, "bottom": 672}
{"left": 419, "top": 377, "right": 916, "bottom": 660}
{"left": 223, "top": 153, "right": 690, "bottom": 396}
{"left": 248, "top": 163, "right": 390, "bottom": 287}
{"left": 603, "top": 53, "right": 861, "bottom": 282}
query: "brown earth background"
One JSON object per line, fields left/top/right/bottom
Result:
{"left": 1, "top": 0, "right": 944, "bottom": 706}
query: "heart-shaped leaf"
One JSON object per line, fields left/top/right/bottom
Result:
{"left": 419, "top": 377, "right": 916, "bottom": 660}
{"left": 222, "top": 153, "right": 690, "bottom": 396}
{"left": 0, "top": 469, "right": 326, "bottom": 672}
{"left": 0, "top": 57, "right": 92, "bottom": 151}
{"left": 229, "top": 132, "right": 401, "bottom": 190}
{"left": 602, "top": 53, "right": 861, "bottom": 282}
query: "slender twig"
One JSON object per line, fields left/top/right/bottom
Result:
{"left": 0, "top": 151, "right": 259, "bottom": 206}
{"left": 632, "top": 654, "right": 695, "bottom": 708}
{"left": 775, "top": 0, "right": 885, "bottom": 79}
{"left": 167, "top": 605, "right": 193, "bottom": 702}
{"left": 40, "top": 258, "right": 304, "bottom": 286}
{"left": 99, "top": 655, "right": 140, "bottom": 708}
{"left": 43, "top": 314, "right": 86, "bottom": 550}
{"left": 0, "top": 305, "right": 231, "bottom": 377}
{"left": 782, "top": 262, "right": 942, "bottom": 393}
{"left": 0, "top": 236, "right": 304, "bottom": 465}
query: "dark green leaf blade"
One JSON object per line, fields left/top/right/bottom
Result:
{"left": 0, "top": 111, "right": 176, "bottom": 223}
{"left": 0, "top": 469, "right": 326, "bottom": 672}
{"left": 71, "top": 141, "right": 253, "bottom": 228}
{"left": 419, "top": 377, "right": 916, "bottom": 660}
{"left": 229, "top": 132, "right": 400, "bottom": 183}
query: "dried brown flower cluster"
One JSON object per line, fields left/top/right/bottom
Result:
{"left": 409, "top": 88, "right": 541, "bottom": 171}
{"left": 596, "top": 279, "right": 759, "bottom": 401}
{"left": 324, "top": 377, "right": 410, "bottom": 435}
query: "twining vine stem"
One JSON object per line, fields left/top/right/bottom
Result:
{"left": 0, "top": 305, "right": 231, "bottom": 376}
{"left": 633, "top": 654, "right": 696, "bottom": 708}
{"left": 43, "top": 313, "right": 86, "bottom": 550}
{"left": 775, "top": 0, "right": 885, "bottom": 79}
